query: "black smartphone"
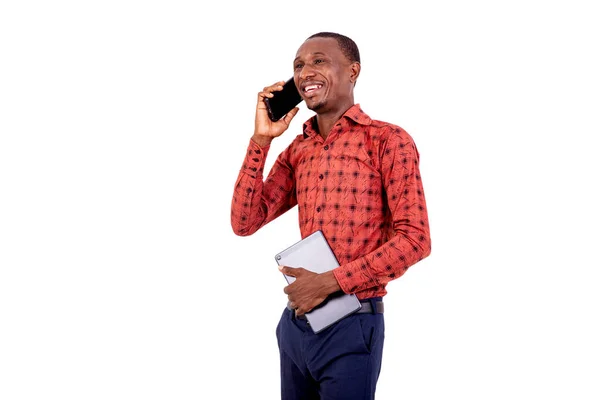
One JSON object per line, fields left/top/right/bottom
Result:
{"left": 264, "top": 77, "right": 302, "bottom": 122}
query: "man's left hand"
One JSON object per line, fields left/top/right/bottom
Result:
{"left": 279, "top": 266, "right": 341, "bottom": 316}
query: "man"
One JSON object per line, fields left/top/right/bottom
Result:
{"left": 231, "top": 32, "right": 431, "bottom": 399}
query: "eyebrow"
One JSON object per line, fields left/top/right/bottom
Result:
{"left": 294, "top": 52, "right": 327, "bottom": 63}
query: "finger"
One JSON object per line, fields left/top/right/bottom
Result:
{"left": 281, "top": 107, "right": 300, "bottom": 126}
{"left": 265, "top": 81, "right": 286, "bottom": 92}
{"left": 260, "top": 81, "right": 285, "bottom": 96}
{"left": 256, "top": 90, "right": 275, "bottom": 102}
{"left": 256, "top": 81, "right": 285, "bottom": 103}
{"left": 278, "top": 265, "right": 296, "bottom": 277}
{"left": 285, "top": 265, "right": 307, "bottom": 277}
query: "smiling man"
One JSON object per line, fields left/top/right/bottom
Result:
{"left": 231, "top": 32, "right": 431, "bottom": 399}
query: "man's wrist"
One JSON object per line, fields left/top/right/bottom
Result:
{"left": 251, "top": 134, "right": 273, "bottom": 148}
{"left": 320, "top": 271, "right": 342, "bottom": 295}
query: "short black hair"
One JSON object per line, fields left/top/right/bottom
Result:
{"left": 307, "top": 32, "right": 360, "bottom": 64}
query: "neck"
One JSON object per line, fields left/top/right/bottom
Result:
{"left": 315, "top": 101, "right": 354, "bottom": 140}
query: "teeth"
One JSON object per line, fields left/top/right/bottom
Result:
{"left": 304, "top": 84, "right": 321, "bottom": 92}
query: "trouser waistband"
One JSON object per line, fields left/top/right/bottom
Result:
{"left": 288, "top": 298, "right": 384, "bottom": 320}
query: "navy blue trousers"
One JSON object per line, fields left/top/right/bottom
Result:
{"left": 276, "top": 305, "right": 385, "bottom": 400}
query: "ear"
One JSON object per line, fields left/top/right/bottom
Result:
{"left": 349, "top": 62, "right": 361, "bottom": 84}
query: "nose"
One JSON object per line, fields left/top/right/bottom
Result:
{"left": 299, "top": 64, "right": 316, "bottom": 80}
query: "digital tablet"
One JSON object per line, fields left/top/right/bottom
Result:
{"left": 275, "top": 230, "right": 361, "bottom": 334}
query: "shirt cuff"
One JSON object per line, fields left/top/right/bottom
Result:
{"left": 243, "top": 139, "right": 270, "bottom": 178}
{"left": 333, "top": 258, "right": 378, "bottom": 295}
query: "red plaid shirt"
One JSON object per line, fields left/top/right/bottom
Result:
{"left": 231, "top": 104, "right": 431, "bottom": 299}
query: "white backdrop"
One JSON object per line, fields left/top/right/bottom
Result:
{"left": 1, "top": 1, "right": 599, "bottom": 399}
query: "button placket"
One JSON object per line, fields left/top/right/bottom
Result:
{"left": 315, "top": 141, "right": 330, "bottom": 217}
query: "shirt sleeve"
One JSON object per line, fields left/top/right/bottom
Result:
{"left": 333, "top": 128, "right": 432, "bottom": 294}
{"left": 230, "top": 138, "right": 297, "bottom": 236}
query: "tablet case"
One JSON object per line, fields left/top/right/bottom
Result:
{"left": 275, "top": 230, "right": 361, "bottom": 334}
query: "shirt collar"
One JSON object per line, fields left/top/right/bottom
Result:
{"left": 302, "top": 104, "right": 372, "bottom": 139}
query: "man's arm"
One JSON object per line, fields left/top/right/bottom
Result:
{"left": 333, "top": 128, "right": 432, "bottom": 293}
{"left": 231, "top": 140, "right": 298, "bottom": 236}
{"left": 230, "top": 81, "right": 300, "bottom": 236}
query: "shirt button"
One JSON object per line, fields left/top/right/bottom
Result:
{"left": 319, "top": 174, "right": 324, "bottom": 180}
{"left": 323, "top": 145, "right": 329, "bottom": 151}
{"left": 316, "top": 207, "right": 321, "bottom": 212}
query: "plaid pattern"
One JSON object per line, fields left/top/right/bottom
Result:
{"left": 231, "top": 104, "right": 431, "bottom": 299}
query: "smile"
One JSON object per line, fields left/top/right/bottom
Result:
{"left": 303, "top": 84, "right": 323, "bottom": 93}
{"left": 301, "top": 82, "right": 324, "bottom": 99}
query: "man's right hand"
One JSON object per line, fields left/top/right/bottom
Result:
{"left": 252, "top": 81, "right": 300, "bottom": 147}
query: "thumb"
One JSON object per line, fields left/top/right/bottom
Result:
{"left": 281, "top": 107, "right": 299, "bottom": 127}
{"left": 278, "top": 265, "right": 297, "bottom": 276}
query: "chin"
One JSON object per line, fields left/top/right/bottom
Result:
{"left": 307, "top": 100, "right": 326, "bottom": 112}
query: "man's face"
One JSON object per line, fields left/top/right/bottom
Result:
{"left": 293, "top": 37, "right": 356, "bottom": 113}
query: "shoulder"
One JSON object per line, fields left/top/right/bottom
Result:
{"left": 365, "top": 119, "right": 417, "bottom": 153}
{"left": 346, "top": 105, "right": 418, "bottom": 153}
{"left": 369, "top": 119, "right": 412, "bottom": 139}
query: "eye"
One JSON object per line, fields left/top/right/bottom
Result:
{"left": 314, "top": 59, "right": 324, "bottom": 64}
{"left": 294, "top": 62, "right": 304, "bottom": 70}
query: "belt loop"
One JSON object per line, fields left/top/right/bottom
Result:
{"left": 369, "top": 298, "right": 377, "bottom": 315}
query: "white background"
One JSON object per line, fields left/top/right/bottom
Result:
{"left": 1, "top": 1, "right": 599, "bottom": 399}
